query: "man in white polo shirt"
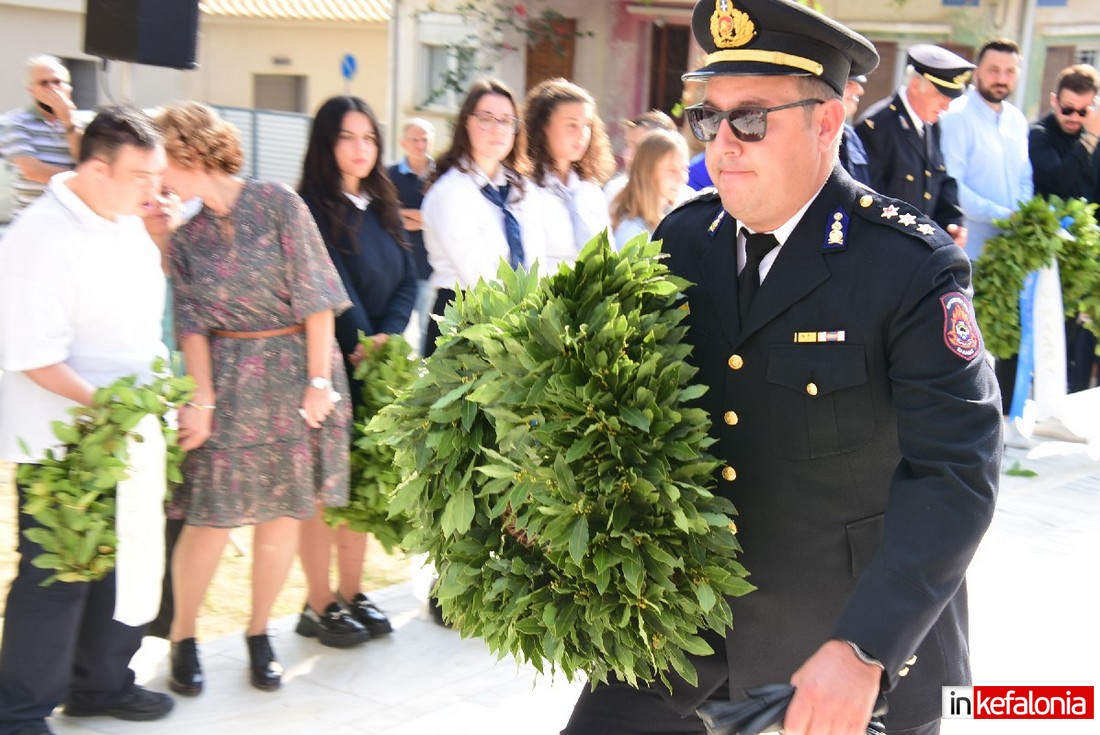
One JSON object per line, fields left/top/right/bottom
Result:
{"left": 0, "top": 106, "right": 173, "bottom": 735}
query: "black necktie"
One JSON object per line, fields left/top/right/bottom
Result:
{"left": 739, "top": 231, "right": 779, "bottom": 330}
{"left": 480, "top": 183, "right": 525, "bottom": 269}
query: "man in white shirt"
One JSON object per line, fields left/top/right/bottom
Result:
{"left": 939, "top": 39, "right": 1033, "bottom": 261}
{"left": 0, "top": 106, "right": 173, "bottom": 735}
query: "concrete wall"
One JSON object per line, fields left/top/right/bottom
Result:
{"left": 182, "top": 17, "right": 389, "bottom": 117}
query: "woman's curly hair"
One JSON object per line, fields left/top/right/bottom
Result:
{"left": 524, "top": 78, "right": 614, "bottom": 185}
{"left": 154, "top": 101, "right": 244, "bottom": 174}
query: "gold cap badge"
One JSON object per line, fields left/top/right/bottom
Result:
{"left": 711, "top": 0, "right": 756, "bottom": 49}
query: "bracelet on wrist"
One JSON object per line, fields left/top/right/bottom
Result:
{"left": 187, "top": 401, "right": 216, "bottom": 410}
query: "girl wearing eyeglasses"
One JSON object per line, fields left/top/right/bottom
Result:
{"left": 523, "top": 78, "right": 614, "bottom": 271}
{"left": 421, "top": 77, "right": 548, "bottom": 357}
{"left": 295, "top": 95, "right": 417, "bottom": 648}
{"left": 609, "top": 128, "right": 689, "bottom": 248}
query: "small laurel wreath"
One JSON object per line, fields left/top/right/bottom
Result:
{"left": 17, "top": 358, "right": 194, "bottom": 585}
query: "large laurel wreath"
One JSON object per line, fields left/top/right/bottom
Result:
{"left": 973, "top": 195, "right": 1100, "bottom": 359}
{"left": 370, "top": 232, "right": 754, "bottom": 690}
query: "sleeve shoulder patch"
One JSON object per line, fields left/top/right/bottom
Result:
{"left": 941, "top": 291, "right": 982, "bottom": 361}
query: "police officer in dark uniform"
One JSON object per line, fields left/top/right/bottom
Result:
{"left": 857, "top": 45, "right": 972, "bottom": 249}
{"left": 560, "top": 2, "right": 1001, "bottom": 734}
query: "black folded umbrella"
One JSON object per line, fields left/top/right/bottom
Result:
{"left": 696, "top": 683, "right": 888, "bottom": 735}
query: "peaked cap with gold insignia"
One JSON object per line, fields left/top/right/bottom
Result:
{"left": 683, "top": 0, "right": 879, "bottom": 95}
{"left": 906, "top": 44, "right": 975, "bottom": 99}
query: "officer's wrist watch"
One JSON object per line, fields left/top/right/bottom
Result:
{"left": 308, "top": 376, "right": 332, "bottom": 391}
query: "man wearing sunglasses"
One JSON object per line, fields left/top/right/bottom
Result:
{"left": 857, "top": 45, "right": 973, "bottom": 250}
{"left": 560, "top": 2, "right": 1000, "bottom": 735}
{"left": 1028, "top": 64, "right": 1100, "bottom": 206}
{"left": 1028, "top": 63, "right": 1100, "bottom": 396}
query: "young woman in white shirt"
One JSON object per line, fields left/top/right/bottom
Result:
{"left": 421, "top": 77, "right": 546, "bottom": 357}
{"left": 524, "top": 78, "right": 614, "bottom": 272}
{"left": 609, "top": 128, "right": 689, "bottom": 248}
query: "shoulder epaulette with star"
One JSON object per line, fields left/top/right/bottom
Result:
{"left": 851, "top": 192, "right": 952, "bottom": 250}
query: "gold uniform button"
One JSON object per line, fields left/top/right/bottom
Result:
{"left": 924, "top": 170, "right": 931, "bottom": 177}
{"left": 898, "top": 666, "right": 910, "bottom": 677}
{"left": 728, "top": 354, "right": 744, "bottom": 370}
{"left": 905, "top": 655, "right": 918, "bottom": 665}
{"left": 721, "top": 466, "right": 737, "bottom": 482}
{"left": 905, "top": 174, "right": 915, "bottom": 181}
{"left": 923, "top": 192, "right": 932, "bottom": 200}
{"left": 806, "top": 382, "right": 818, "bottom": 396}
{"left": 859, "top": 194, "right": 873, "bottom": 208}
{"left": 723, "top": 411, "right": 739, "bottom": 425}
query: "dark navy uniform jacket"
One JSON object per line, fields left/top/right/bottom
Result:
{"left": 857, "top": 93, "right": 964, "bottom": 231}
{"left": 652, "top": 166, "right": 1001, "bottom": 730}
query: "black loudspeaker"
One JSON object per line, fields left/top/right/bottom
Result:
{"left": 84, "top": 0, "right": 199, "bottom": 70}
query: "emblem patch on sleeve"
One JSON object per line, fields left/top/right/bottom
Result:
{"left": 940, "top": 292, "right": 981, "bottom": 361}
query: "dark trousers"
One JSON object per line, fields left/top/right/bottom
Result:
{"left": 994, "top": 355, "right": 1018, "bottom": 415}
{"left": 1067, "top": 318, "right": 1098, "bottom": 393}
{"left": 146, "top": 517, "right": 184, "bottom": 639}
{"left": 0, "top": 475, "right": 143, "bottom": 734}
{"left": 560, "top": 679, "right": 941, "bottom": 735}
{"left": 422, "top": 287, "right": 456, "bottom": 359}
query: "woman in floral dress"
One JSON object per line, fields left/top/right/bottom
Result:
{"left": 154, "top": 101, "right": 351, "bottom": 695}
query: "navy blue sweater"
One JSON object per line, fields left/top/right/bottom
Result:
{"left": 304, "top": 197, "right": 417, "bottom": 406}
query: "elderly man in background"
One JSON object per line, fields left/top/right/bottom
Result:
{"left": 858, "top": 45, "right": 972, "bottom": 248}
{"left": 838, "top": 73, "right": 870, "bottom": 185}
{"left": 388, "top": 117, "right": 436, "bottom": 355}
{"left": 0, "top": 55, "right": 82, "bottom": 219}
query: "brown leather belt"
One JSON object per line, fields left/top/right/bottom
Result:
{"left": 210, "top": 324, "right": 304, "bottom": 339}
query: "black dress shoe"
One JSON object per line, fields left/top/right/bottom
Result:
{"left": 169, "top": 637, "right": 203, "bottom": 696}
{"left": 245, "top": 633, "right": 283, "bottom": 691}
{"left": 295, "top": 602, "right": 371, "bottom": 647}
{"left": 338, "top": 592, "right": 393, "bottom": 636}
{"left": 64, "top": 685, "right": 174, "bottom": 721}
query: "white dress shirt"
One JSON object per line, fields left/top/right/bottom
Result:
{"left": 939, "top": 86, "right": 1034, "bottom": 260}
{"left": 422, "top": 161, "right": 548, "bottom": 290}
{"left": 538, "top": 169, "right": 611, "bottom": 272}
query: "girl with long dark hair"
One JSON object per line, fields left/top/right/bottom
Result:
{"left": 295, "top": 95, "right": 416, "bottom": 646}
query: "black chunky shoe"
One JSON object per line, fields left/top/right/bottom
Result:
{"left": 64, "top": 685, "right": 174, "bottom": 721}
{"left": 337, "top": 592, "right": 393, "bottom": 637}
{"left": 244, "top": 633, "right": 283, "bottom": 691}
{"left": 295, "top": 602, "right": 371, "bottom": 648}
{"left": 168, "top": 637, "right": 203, "bottom": 696}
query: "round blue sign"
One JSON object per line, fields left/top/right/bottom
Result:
{"left": 341, "top": 53, "right": 357, "bottom": 80}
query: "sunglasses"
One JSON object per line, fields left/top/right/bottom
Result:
{"left": 1058, "top": 103, "right": 1093, "bottom": 117}
{"left": 685, "top": 99, "right": 824, "bottom": 143}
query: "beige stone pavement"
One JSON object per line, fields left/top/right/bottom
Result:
{"left": 6, "top": 395, "right": 1100, "bottom": 735}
